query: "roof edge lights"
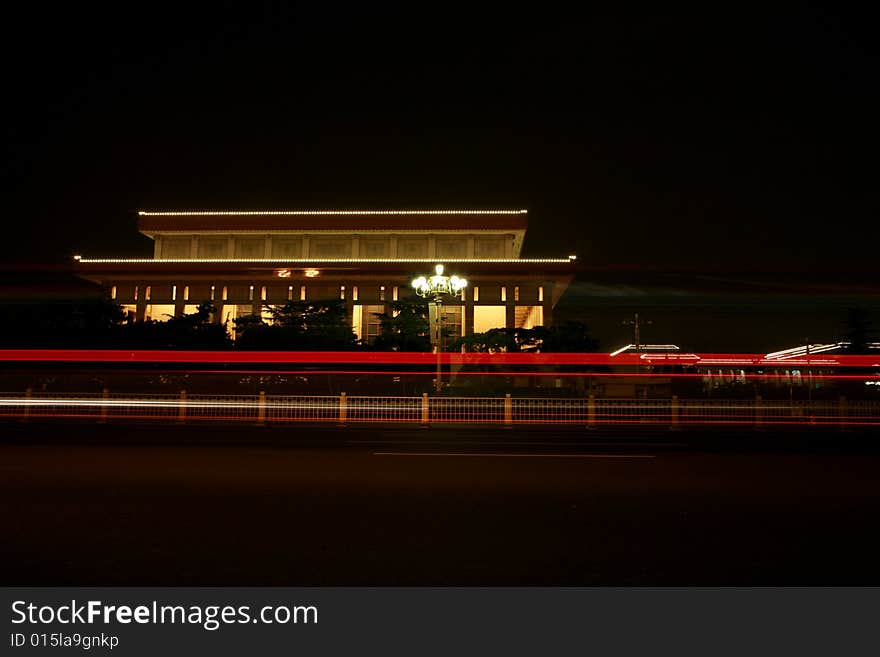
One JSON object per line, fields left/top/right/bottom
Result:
{"left": 139, "top": 209, "right": 529, "bottom": 216}
{"left": 74, "top": 256, "right": 576, "bottom": 264}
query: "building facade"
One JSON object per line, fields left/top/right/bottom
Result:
{"left": 73, "top": 210, "right": 576, "bottom": 342}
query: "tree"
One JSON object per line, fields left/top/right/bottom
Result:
{"left": 454, "top": 328, "right": 520, "bottom": 353}
{"left": 234, "top": 299, "right": 357, "bottom": 349}
{"left": 108, "top": 301, "right": 230, "bottom": 348}
{"left": 452, "top": 321, "right": 598, "bottom": 353}
{"left": 161, "top": 301, "right": 230, "bottom": 347}
{"left": 0, "top": 296, "right": 126, "bottom": 348}
{"left": 539, "top": 321, "right": 599, "bottom": 352}
{"left": 842, "top": 307, "right": 876, "bottom": 354}
{"left": 370, "top": 296, "right": 432, "bottom": 351}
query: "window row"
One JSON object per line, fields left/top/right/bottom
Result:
{"left": 156, "top": 235, "right": 513, "bottom": 259}
{"left": 110, "top": 284, "right": 544, "bottom": 304}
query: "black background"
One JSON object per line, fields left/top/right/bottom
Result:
{"left": 4, "top": 3, "right": 879, "bottom": 268}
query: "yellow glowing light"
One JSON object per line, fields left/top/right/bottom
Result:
{"left": 304, "top": 269, "right": 320, "bottom": 278}
{"left": 276, "top": 269, "right": 292, "bottom": 278}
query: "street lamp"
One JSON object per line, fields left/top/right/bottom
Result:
{"left": 623, "top": 313, "right": 652, "bottom": 398}
{"left": 412, "top": 264, "right": 468, "bottom": 392}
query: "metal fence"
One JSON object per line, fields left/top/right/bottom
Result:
{"left": 2, "top": 391, "right": 879, "bottom": 427}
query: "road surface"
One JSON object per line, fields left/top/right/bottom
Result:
{"left": 2, "top": 422, "right": 879, "bottom": 585}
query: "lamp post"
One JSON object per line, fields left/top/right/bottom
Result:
{"left": 412, "top": 264, "right": 468, "bottom": 393}
{"left": 623, "top": 313, "right": 652, "bottom": 398}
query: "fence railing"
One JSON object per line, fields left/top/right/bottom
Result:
{"left": 2, "top": 390, "right": 879, "bottom": 428}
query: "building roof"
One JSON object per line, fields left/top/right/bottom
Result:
{"left": 137, "top": 209, "right": 529, "bottom": 234}
{"left": 72, "top": 258, "right": 577, "bottom": 278}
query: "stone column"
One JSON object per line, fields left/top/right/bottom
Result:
{"left": 541, "top": 281, "right": 553, "bottom": 327}
{"left": 136, "top": 288, "right": 147, "bottom": 322}
{"left": 464, "top": 291, "right": 474, "bottom": 337}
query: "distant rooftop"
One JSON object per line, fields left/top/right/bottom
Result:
{"left": 764, "top": 342, "right": 880, "bottom": 360}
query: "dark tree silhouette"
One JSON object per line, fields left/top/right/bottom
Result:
{"left": 234, "top": 300, "right": 357, "bottom": 350}
{"left": 453, "top": 321, "right": 598, "bottom": 353}
{"left": 370, "top": 296, "right": 432, "bottom": 351}
{"left": 539, "top": 321, "right": 599, "bottom": 352}
{"left": 109, "top": 301, "right": 230, "bottom": 348}
{"left": 842, "top": 307, "right": 876, "bottom": 354}
{"left": 454, "top": 328, "right": 520, "bottom": 353}
{"left": 0, "top": 297, "right": 125, "bottom": 347}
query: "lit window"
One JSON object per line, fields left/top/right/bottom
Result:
{"left": 392, "top": 286, "right": 398, "bottom": 301}
{"left": 300, "top": 285, "right": 306, "bottom": 301}
{"left": 288, "top": 285, "right": 293, "bottom": 301}
{"left": 473, "top": 286, "right": 479, "bottom": 302}
{"left": 145, "top": 286, "right": 152, "bottom": 301}
{"left": 538, "top": 286, "right": 544, "bottom": 302}
{"left": 184, "top": 286, "right": 190, "bottom": 301}
{"left": 172, "top": 285, "right": 177, "bottom": 302}
{"left": 351, "top": 304, "right": 363, "bottom": 339}
{"left": 514, "top": 286, "right": 519, "bottom": 301}
{"left": 442, "top": 306, "right": 463, "bottom": 339}
{"left": 110, "top": 285, "right": 117, "bottom": 300}
{"left": 379, "top": 285, "right": 386, "bottom": 301}
{"left": 249, "top": 285, "right": 254, "bottom": 301}
{"left": 222, "top": 286, "right": 228, "bottom": 301}
{"left": 501, "top": 287, "right": 507, "bottom": 302}
{"left": 514, "top": 305, "right": 543, "bottom": 329}
{"left": 352, "top": 285, "right": 359, "bottom": 301}
{"left": 210, "top": 285, "right": 216, "bottom": 301}
{"left": 340, "top": 285, "right": 346, "bottom": 300}
{"left": 134, "top": 286, "right": 139, "bottom": 301}
{"left": 261, "top": 286, "right": 267, "bottom": 301}
{"left": 474, "top": 306, "right": 506, "bottom": 333}
{"left": 364, "top": 305, "right": 384, "bottom": 344}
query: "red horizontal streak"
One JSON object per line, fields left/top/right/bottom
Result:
{"left": 0, "top": 350, "right": 878, "bottom": 368}
{"left": 185, "top": 369, "right": 880, "bottom": 380}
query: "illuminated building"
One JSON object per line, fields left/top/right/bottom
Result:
{"left": 73, "top": 210, "right": 576, "bottom": 342}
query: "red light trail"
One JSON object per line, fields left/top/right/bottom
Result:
{"left": 0, "top": 349, "right": 877, "bottom": 367}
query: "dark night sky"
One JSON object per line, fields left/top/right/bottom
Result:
{"left": 3, "top": 4, "right": 879, "bottom": 269}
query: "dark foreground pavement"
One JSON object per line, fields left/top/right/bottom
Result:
{"left": 2, "top": 422, "right": 880, "bottom": 585}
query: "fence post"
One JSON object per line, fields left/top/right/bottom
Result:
{"left": 754, "top": 394, "right": 763, "bottom": 430}
{"left": 257, "top": 390, "right": 266, "bottom": 426}
{"left": 421, "top": 392, "right": 429, "bottom": 428}
{"left": 839, "top": 395, "right": 848, "bottom": 431}
{"left": 22, "top": 387, "right": 32, "bottom": 423}
{"left": 504, "top": 393, "right": 512, "bottom": 428}
{"left": 670, "top": 394, "right": 680, "bottom": 430}
{"left": 177, "top": 390, "right": 187, "bottom": 424}
{"left": 99, "top": 387, "right": 109, "bottom": 423}
{"left": 587, "top": 394, "right": 596, "bottom": 429}
{"left": 338, "top": 392, "right": 347, "bottom": 427}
